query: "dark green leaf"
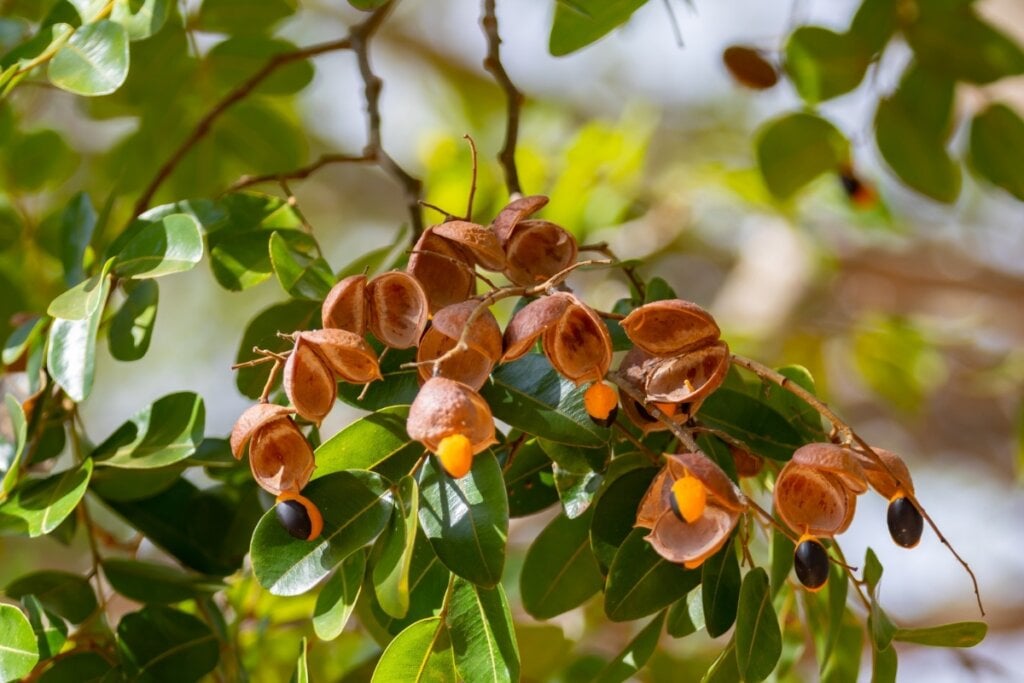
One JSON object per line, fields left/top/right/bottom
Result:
{"left": 605, "top": 528, "right": 701, "bottom": 622}
{"left": 552, "top": 463, "right": 602, "bottom": 519}
{"left": 89, "top": 462, "right": 185, "bottom": 502}
{"left": 418, "top": 450, "right": 508, "bottom": 588}
{"left": 821, "top": 611, "right": 863, "bottom": 683}
{"left": 5, "top": 570, "right": 97, "bottom": 623}
{"left": 36, "top": 651, "right": 111, "bottom": 682}
{"left": 313, "top": 406, "right": 421, "bottom": 484}
{"left": 108, "top": 279, "right": 159, "bottom": 361}
{"left": 207, "top": 37, "right": 314, "bottom": 95}
{"left": 113, "top": 213, "right": 203, "bottom": 279}
{"left": 21, "top": 595, "right": 67, "bottom": 661}
{"left": 699, "top": 389, "right": 804, "bottom": 461}
{"left": 198, "top": 0, "right": 297, "bottom": 35}
{"left": 734, "top": 568, "right": 781, "bottom": 682}
{"left": 906, "top": 9, "right": 1024, "bottom": 84}
{"left": 371, "top": 617, "right": 456, "bottom": 683}
{"left": 666, "top": 588, "right": 704, "bottom": 638}
{"left": 0, "top": 460, "right": 92, "bottom": 537}
{"left": 504, "top": 438, "right": 559, "bottom": 518}
{"left": 101, "top": 559, "right": 223, "bottom": 604}
{"left": 235, "top": 299, "right": 319, "bottom": 399}
{"left": 701, "top": 538, "right": 741, "bottom": 638}
{"left": 92, "top": 392, "right": 204, "bottom": 469}
{"left": 594, "top": 611, "right": 664, "bottom": 683}
{"left": 46, "top": 271, "right": 110, "bottom": 401}
{"left": 447, "top": 578, "right": 520, "bottom": 683}
{"left": 589, "top": 466, "right": 657, "bottom": 571}
{"left": 549, "top": 0, "right": 648, "bottom": 56}
{"left": 521, "top": 509, "right": 603, "bottom": 619}
{"left": 871, "top": 643, "right": 897, "bottom": 683}
{"left": 111, "top": 0, "right": 170, "bottom": 41}
{"left": 48, "top": 20, "right": 129, "bottom": 95}
{"left": 893, "top": 621, "right": 987, "bottom": 648}
{"left": 60, "top": 191, "right": 95, "bottom": 285}
{"left": 785, "top": 26, "right": 870, "bottom": 103}
{"left": 117, "top": 606, "right": 218, "bottom": 682}
{"left": 849, "top": 0, "right": 898, "bottom": 55}
{"left": 702, "top": 641, "right": 740, "bottom": 683}
{"left": 0, "top": 604, "right": 37, "bottom": 682}
{"left": 269, "top": 231, "right": 334, "bottom": 300}
{"left": 251, "top": 471, "right": 392, "bottom": 596}
{"left": 756, "top": 112, "right": 848, "bottom": 201}
{"left": 349, "top": 0, "right": 390, "bottom": 10}
{"left": 313, "top": 550, "right": 364, "bottom": 641}
{"left": 0, "top": 128, "right": 78, "bottom": 192}
{"left": 372, "top": 476, "right": 419, "bottom": 619}
{"left": 365, "top": 529, "right": 450, "bottom": 637}
{"left": 770, "top": 528, "right": 794, "bottom": 597}
{"left": 969, "top": 103, "right": 1024, "bottom": 200}
{"left": 758, "top": 365, "right": 827, "bottom": 443}
{"left": 824, "top": 562, "right": 848, "bottom": 662}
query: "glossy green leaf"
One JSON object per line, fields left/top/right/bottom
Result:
{"left": 447, "top": 578, "right": 520, "bottom": 683}
{"left": 1, "top": 128, "right": 78, "bottom": 192}
{"left": 824, "top": 562, "right": 849, "bottom": 662}
{"left": 770, "top": 528, "right": 794, "bottom": 597}
{"left": 906, "top": 8, "right": 1024, "bottom": 84}
{"left": 48, "top": 20, "right": 129, "bottom": 95}
{"left": 101, "top": 559, "right": 223, "bottom": 604}
{"left": 5, "top": 570, "right": 96, "bottom": 623}
{"left": 372, "top": 476, "right": 419, "bottom": 619}
{"left": 113, "top": 213, "right": 203, "bottom": 279}
{"left": 47, "top": 258, "right": 113, "bottom": 320}
{"left": 251, "top": 471, "right": 392, "bottom": 596}
{"left": 0, "top": 459, "right": 92, "bottom": 537}
{"left": 589, "top": 465, "right": 657, "bottom": 571}
{"left": 235, "top": 299, "right": 319, "bottom": 399}
{"left": 313, "top": 550, "right": 364, "bottom": 641}
{"left": 116, "top": 606, "right": 218, "bottom": 682}
{"left": 759, "top": 365, "right": 827, "bottom": 443}
{"left": 0, "top": 604, "right": 37, "bottom": 682}
{"left": 734, "top": 568, "right": 781, "bottom": 682}
{"left": 969, "top": 103, "right": 1024, "bottom": 200}
{"left": 785, "top": 26, "right": 870, "bottom": 103}
{"left": 371, "top": 617, "right": 456, "bottom": 683}
{"left": 756, "top": 112, "right": 848, "bottom": 201}
{"left": 549, "top": 0, "right": 648, "bottom": 56}
{"left": 111, "top": 0, "right": 170, "bottom": 41}
{"left": 108, "top": 279, "right": 159, "bottom": 361}
{"left": 269, "top": 231, "right": 334, "bottom": 300}
{"left": 418, "top": 450, "right": 508, "bottom": 588}
{"left": 59, "top": 191, "right": 95, "bottom": 286}
{"left": 871, "top": 642, "right": 898, "bottom": 683}
{"left": 314, "top": 406, "right": 421, "bottom": 483}
{"left": 1, "top": 394, "right": 27, "bottom": 496}
{"left": 552, "top": 463, "right": 602, "bottom": 519}
{"left": 481, "top": 355, "right": 609, "bottom": 448}
{"left": 701, "top": 538, "right": 741, "bottom": 638}
{"left": 207, "top": 199, "right": 304, "bottom": 291}
{"left": 593, "top": 611, "right": 663, "bottom": 683}
{"left": 207, "top": 37, "right": 314, "bottom": 95}
{"left": 702, "top": 641, "right": 740, "bottom": 683}
{"left": 67, "top": 0, "right": 107, "bottom": 20}
{"left": 893, "top": 621, "right": 987, "bottom": 648}
{"left": 521, "top": 509, "right": 603, "bottom": 619}
{"left": 92, "top": 392, "right": 204, "bottom": 469}
{"left": 21, "top": 595, "right": 67, "bottom": 660}
{"left": 698, "top": 389, "right": 804, "bottom": 461}
{"left": 198, "top": 0, "right": 297, "bottom": 35}
{"left": 365, "top": 529, "right": 450, "bottom": 637}
{"left": 504, "top": 439, "right": 559, "bottom": 518}
{"left": 46, "top": 270, "right": 109, "bottom": 401}
{"left": 35, "top": 651, "right": 111, "bottom": 682}
{"left": 863, "top": 547, "right": 883, "bottom": 593}
{"left": 605, "top": 528, "right": 701, "bottom": 622}
{"left": 337, "top": 347, "right": 419, "bottom": 411}
{"left": 666, "top": 588, "right": 704, "bottom": 638}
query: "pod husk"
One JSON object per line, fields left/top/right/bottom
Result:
{"left": 503, "top": 220, "right": 578, "bottom": 286}
{"left": 321, "top": 275, "right": 367, "bottom": 334}
{"left": 248, "top": 417, "right": 316, "bottom": 496}
{"left": 432, "top": 221, "right": 506, "bottom": 271}
{"left": 407, "top": 377, "right": 497, "bottom": 455}
{"left": 491, "top": 195, "right": 549, "bottom": 244}
{"left": 366, "top": 271, "right": 430, "bottom": 349}
{"left": 230, "top": 403, "right": 295, "bottom": 459}
{"left": 298, "top": 329, "right": 381, "bottom": 384}
{"left": 407, "top": 228, "right": 475, "bottom": 313}
{"left": 621, "top": 299, "right": 721, "bottom": 357}
{"left": 284, "top": 338, "right": 337, "bottom": 424}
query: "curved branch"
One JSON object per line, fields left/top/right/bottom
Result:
{"left": 482, "top": 0, "right": 524, "bottom": 196}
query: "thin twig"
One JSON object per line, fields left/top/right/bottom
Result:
{"left": 481, "top": 0, "right": 524, "bottom": 196}
{"left": 463, "top": 134, "right": 479, "bottom": 221}
{"left": 661, "top": 0, "right": 685, "bottom": 47}
{"left": 580, "top": 241, "right": 647, "bottom": 300}
{"left": 224, "top": 153, "right": 374, "bottom": 193}
{"left": 259, "top": 360, "right": 283, "bottom": 404}
{"left": 419, "top": 201, "right": 458, "bottom": 220}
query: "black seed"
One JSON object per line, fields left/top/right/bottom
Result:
{"left": 794, "top": 539, "right": 829, "bottom": 591}
{"left": 633, "top": 401, "right": 657, "bottom": 423}
{"left": 839, "top": 172, "right": 861, "bottom": 197}
{"left": 276, "top": 499, "right": 312, "bottom": 540}
{"left": 669, "top": 489, "right": 684, "bottom": 522}
{"left": 887, "top": 496, "right": 923, "bottom": 548}
{"left": 589, "top": 405, "right": 618, "bottom": 428}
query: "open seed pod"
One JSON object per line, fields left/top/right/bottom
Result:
{"left": 791, "top": 443, "right": 868, "bottom": 494}
{"left": 854, "top": 447, "right": 914, "bottom": 499}
{"left": 640, "top": 341, "right": 729, "bottom": 405}
{"left": 491, "top": 195, "right": 549, "bottom": 244}
{"left": 774, "top": 443, "right": 868, "bottom": 537}
{"left": 297, "top": 329, "right": 381, "bottom": 384}
{"left": 407, "top": 228, "right": 476, "bottom": 313}
{"left": 731, "top": 445, "right": 764, "bottom": 478}
{"left": 416, "top": 301, "right": 502, "bottom": 390}
{"left": 617, "top": 349, "right": 700, "bottom": 431}
{"left": 503, "top": 220, "right": 578, "bottom": 286}
{"left": 366, "top": 271, "right": 429, "bottom": 349}
{"left": 321, "top": 274, "right": 367, "bottom": 334}
{"left": 284, "top": 337, "right": 337, "bottom": 424}
{"left": 621, "top": 299, "right": 722, "bottom": 357}
{"left": 431, "top": 221, "right": 506, "bottom": 271}
{"left": 501, "top": 293, "right": 574, "bottom": 362}
{"left": 247, "top": 417, "right": 316, "bottom": 496}
{"left": 230, "top": 403, "right": 295, "bottom": 459}
{"left": 407, "top": 377, "right": 497, "bottom": 456}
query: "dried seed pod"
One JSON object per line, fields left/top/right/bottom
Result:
{"left": 791, "top": 443, "right": 868, "bottom": 494}
{"left": 491, "top": 195, "right": 549, "bottom": 244}
{"left": 284, "top": 338, "right": 337, "bottom": 424}
{"left": 432, "top": 220, "right": 506, "bottom": 271}
{"left": 794, "top": 536, "right": 829, "bottom": 591}
{"left": 665, "top": 452, "right": 745, "bottom": 512}
{"left": 774, "top": 444, "right": 867, "bottom": 537}
{"left": 621, "top": 299, "right": 721, "bottom": 357}
{"left": 416, "top": 301, "right": 502, "bottom": 390}
{"left": 616, "top": 349, "right": 700, "bottom": 430}
{"left": 722, "top": 45, "right": 779, "bottom": 90}
{"left": 276, "top": 491, "right": 324, "bottom": 541}
{"left": 501, "top": 293, "right": 574, "bottom": 362}
{"left": 642, "top": 341, "right": 730, "bottom": 404}
{"left": 297, "top": 329, "right": 381, "bottom": 384}
{"left": 321, "top": 274, "right": 367, "bottom": 334}
{"left": 887, "top": 496, "right": 923, "bottom": 548}
{"left": 230, "top": 403, "right": 295, "bottom": 459}
{"left": 247, "top": 417, "right": 315, "bottom": 496}
{"left": 407, "top": 228, "right": 476, "bottom": 313}
{"left": 503, "top": 220, "right": 578, "bottom": 286}
{"left": 647, "top": 504, "right": 739, "bottom": 569}
{"left": 428, "top": 301, "right": 503, "bottom": 362}
{"left": 542, "top": 302, "right": 613, "bottom": 385}
{"left": 407, "top": 377, "right": 497, "bottom": 462}
{"left": 855, "top": 447, "right": 914, "bottom": 500}
{"left": 730, "top": 446, "right": 764, "bottom": 478}
{"left": 366, "top": 271, "right": 429, "bottom": 349}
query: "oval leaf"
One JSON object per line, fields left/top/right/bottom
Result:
{"left": 735, "top": 568, "right": 782, "bottom": 682}
{"left": 969, "top": 103, "right": 1024, "bottom": 201}
{"left": 605, "top": 528, "right": 701, "bottom": 622}
{"left": 313, "top": 551, "right": 365, "bottom": 641}
{"left": 0, "top": 460, "right": 93, "bottom": 537}
{"left": 756, "top": 112, "right": 848, "bottom": 201}
{"left": 371, "top": 617, "right": 456, "bottom": 683}
{"left": 5, "top": 570, "right": 97, "bottom": 623}
{"left": 0, "top": 604, "right": 38, "bottom": 682}
{"left": 892, "top": 621, "right": 987, "bottom": 648}
{"left": 113, "top": 213, "right": 203, "bottom": 279}
{"left": 372, "top": 476, "right": 419, "bottom": 619}
{"left": 48, "top": 20, "right": 129, "bottom": 96}
{"left": 101, "top": 559, "right": 223, "bottom": 604}
{"left": 702, "top": 538, "right": 741, "bottom": 638}
{"left": 446, "top": 578, "right": 520, "bottom": 683}
{"left": 593, "top": 611, "right": 665, "bottom": 683}
{"left": 92, "top": 392, "right": 204, "bottom": 469}
{"left": 116, "top": 606, "right": 218, "bottom": 682}
{"left": 521, "top": 509, "right": 604, "bottom": 619}
{"left": 549, "top": 0, "right": 647, "bottom": 57}
{"left": 313, "top": 406, "right": 420, "bottom": 484}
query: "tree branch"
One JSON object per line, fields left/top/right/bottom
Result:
{"left": 223, "top": 153, "right": 374, "bottom": 193}
{"left": 481, "top": 0, "right": 524, "bottom": 196}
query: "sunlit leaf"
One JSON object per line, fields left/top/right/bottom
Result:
{"left": 371, "top": 476, "right": 419, "bottom": 619}
{"left": 734, "top": 568, "right": 781, "bottom": 682}
{"left": 371, "top": 617, "right": 456, "bottom": 683}
{"left": 549, "top": 0, "right": 648, "bottom": 56}
{"left": 314, "top": 407, "right": 421, "bottom": 484}
{"left": 109, "top": 279, "right": 159, "bottom": 361}
{"left": 0, "top": 604, "right": 37, "bottom": 682}
{"left": 447, "top": 578, "right": 520, "bottom": 683}
{"left": 313, "top": 551, "right": 364, "bottom": 641}
{"left": 0, "top": 459, "right": 92, "bottom": 537}
{"left": 893, "top": 621, "right": 987, "bottom": 648}
{"left": 48, "top": 20, "right": 129, "bottom": 96}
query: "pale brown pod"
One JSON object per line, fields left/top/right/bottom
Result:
{"left": 501, "top": 293, "right": 574, "bottom": 362}
{"left": 646, "top": 505, "right": 740, "bottom": 568}
{"left": 321, "top": 274, "right": 367, "bottom": 335}
{"left": 504, "top": 220, "right": 578, "bottom": 286}
{"left": 636, "top": 467, "right": 673, "bottom": 529}
{"left": 616, "top": 349, "right": 689, "bottom": 433}
{"left": 416, "top": 302, "right": 502, "bottom": 390}
{"left": 230, "top": 403, "right": 295, "bottom": 459}
{"left": 248, "top": 417, "right": 316, "bottom": 496}
{"left": 366, "top": 271, "right": 430, "bottom": 349}
{"left": 429, "top": 301, "right": 503, "bottom": 362}
{"left": 666, "top": 453, "right": 745, "bottom": 512}
{"left": 856, "top": 447, "right": 915, "bottom": 499}
{"left": 406, "top": 377, "right": 497, "bottom": 455}
{"left": 731, "top": 446, "right": 764, "bottom": 478}
{"left": 491, "top": 195, "right": 549, "bottom": 244}
{"left": 284, "top": 338, "right": 337, "bottom": 424}
{"left": 774, "top": 463, "right": 856, "bottom": 537}
{"left": 642, "top": 340, "right": 730, "bottom": 404}
{"left": 432, "top": 221, "right": 506, "bottom": 272}
{"left": 407, "top": 228, "right": 475, "bottom": 313}
{"left": 791, "top": 443, "right": 868, "bottom": 494}
{"left": 542, "top": 302, "right": 613, "bottom": 385}
{"left": 621, "top": 299, "right": 721, "bottom": 357}
{"left": 297, "top": 329, "right": 381, "bottom": 384}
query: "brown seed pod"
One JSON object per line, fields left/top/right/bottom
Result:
{"left": 501, "top": 293, "right": 574, "bottom": 363}
{"left": 541, "top": 302, "right": 612, "bottom": 385}
{"left": 416, "top": 301, "right": 502, "bottom": 390}
{"left": 432, "top": 221, "right": 506, "bottom": 272}
{"left": 230, "top": 403, "right": 295, "bottom": 459}
{"left": 855, "top": 447, "right": 914, "bottom": 499}
{"left": 407, "top": 228, "right": 476, "bottom": 314}
{"left": 621, "top": 299, "right": 721, "bottom": 357}
{"left": 407, "top": 377, "right": 497, "bottom": 456}
{"left": 791, "top": 443, "right": 868, "bottom": 494}
{"left": 284, "top": 338, "right": 337, "bottom": 424}
{"left": 491, "top": 195, "right": 549, "bottom": 244}
{"left": 248, "top": 417, "right": 316, "bottom": 496}
{"left": 731, "top": 446, "right": 764, "bottom": 478}
{"left": 504, "top": 220, "right": 578, "bottom": 286}
{"left": 774, "top": 443, "right": 868, "bottom": 538}
{"left": 297, "top": 329, "right": 381, "bottom": 384}
{"left": 321, "top": 274, "right": 367, "bottom": 334}
{"left": 666, "top": 453, "right": 744, "bottom": 512}
{"left": 642, "top": 340, "right": 730, "bottom": 404}
{"left": 722, "top": 45, "right": 779, "bottom": 90}
{"left": 366, "top": 271, "right": 430, "bottom": 349}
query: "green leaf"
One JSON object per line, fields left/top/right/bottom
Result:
{"left": 59, "top": 191, "right": 96, "bottom": 286}
{"left": 113, "top": 213, "right": 203, "bottom": 279}
{"left": 116, "top": 606, "right": 218, "bottom": 682}
{"left": 21, "top": 595, "right": 67, "bottom": 660}
{"left": 91, "top": 392, "right": 204, "bottom": 469}
{"left": 48, "top": 20, "right": 129, "bottom": 95}
{"left": 291, "top": 637, "right": 309, "bottom": 683}
{"left": 46, "top": 270, "right": 110, "bottom": 401}
{"left": 821, "top": 611, "right": 863, "bottom": 683}
{"left": 0, "top": 604, "right": 37, "bottom": 682}
{"left": 0, "top": 459, "right": 92, "bottom": 537}
{"left": 605, "top": 528, "right": 701, "bottom": 622}
{"left": 893, "top": 621, "right": 987, "bottom": 648}
{"left": 702, "top": 641, "right": 740, "bottom": 683}
{"left": 785, "top": 26, "right": 871, "bottom": 103}
{"left": 769, "top": 528, "right": 794, "bottom": 597}
{"left": 365, "top": 529, "right": 450, "bottom": 638}
{"left": 198, "top": 0, "right": 297, "bottom": 35}
{"left": 108, "top": 279, "right": 159, "bottom": 361}
{"left": 756, "top": 112, "right": 849, "bottom": 201}
{"left": 699, "top": 388, "right": 805, "bottom": 461}
{"left": 371, "top": 617, "right": 456, "bottom": 683}
{"left": 35, "top": 652, "right": 111, "bottom": 682}
{"left": 863, "top": 547, "right": 882, "bottom": 593}
{"left": 372, "top": 476, "right": 420, "bottom": 619}
{"left": 47, "top": 258, "right": 114, "bottom": 320}
{"left": 207, "top": 37, "right": 314, "bottom": 96}
{"left": 313, "top": 551, "right": 364, "bottom": 641}
{"left": 1, "top": 394, "right": 27, "bottom": 496}
{"left": 251, "top": 471, "right": 392, "bottom": 596}
{"left": 552, "top": 463, "right": 602, "bottom": 519}
{"left": 111, "top": 0, "right": 170, "bottom": 41}
{"left": 2, "top": 316, "right": 45, "bottom": 368}
{"left": 666, "top": 588, "right": 704, "bottom": 638}
{"left": 0, "top": 128, "right": 78, "bottom": 192}
{"left": 701, "top": 538, "right": 741, "bottom": 638}
{"left": 337, "top": 347, "right": 419, "bottom": 411}
{"left": 269, "top": 231, "right": 334, "bottom": 300}
{"left": 447, "top": 578, "right": 520, "bottom": 683}
{"left": 349, "top": 0, "right": 390, "bottom": 10}
{"left": 480, "top": 355, "right": 610, "bottom": 448}
{"left": 906, "top": 9, "right": 1024, "bottom": 84}
{"left": 101, "top": 559, "right": 223, "bottom": 604}
{"left": 589, "top": 465, "right": 657, "bottom": 571}
{"left": 235, "top": 299, "right": 319, "bottom": 399}
{"left": 207, "top": 206, "right": 304, "bottom": 291}
{"left": 418, "top": 450, "right": 508, "bottom": 588}
{"left": 521, "top": 509, "right": 604, "bottom": 619}
{"left": 758, "top": 365, "right": 827, "bottom": 443}
{"left": 868, "top": 599, "right": 896, "bottom": 652}
{"left": 5, "top": 570, "right": 97, "bottom": 623}
{"left": 593, "top": 611, "right": 664, "bottom": 683}
{"left": 549, "top": 0, "right": 648, "bottom": 56}
{"left": 969, "top": 103, "right": 1024, "bottom": 201}
{"left": 824, "top": 562, "right": 849, "bottom": 662}
{"left": 313, "top": 406, "right": 421, "bottom": 484}
{"left": 734, "top": 568, "right": 781, "bottom": 682}
{"left": 89, "top": 462, "right": 185, "bottom": 502}
{"left": 871, "top": 642, "right": 897, "bottom": 683}
{"left": 504, "top": 438, "right": 558, "bottom": 518}
{"left": 849, "top": 0, "right": 898, "bottom": 55}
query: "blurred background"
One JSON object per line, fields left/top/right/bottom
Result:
{"left": 2, "top": 0, "right": 1023, "bottom": 680}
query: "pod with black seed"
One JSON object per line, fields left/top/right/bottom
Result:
{"left": 584, "top": 381, "right": 618, "bottom": 427}
{"left": 887, "top": 495, "right": 923, "bottom": 548}
{"left": 275, "top": 491, "right": 324, "bottom": 541}
{"left": 794, "top": 537, "right": 829, "bottom": 591}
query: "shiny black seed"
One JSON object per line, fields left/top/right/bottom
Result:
{"left": 794, "top": 539, "right": 829, "bottom": 591}
{"left": 669, "top": 489, "right": 684, "bottom": 522}
{"left": 887, "top": 496, "right": 923, "bottom": 548}
{"left": 589, "top": 405, "right": 618, "bottom": 428}
{"left": 839, "top": 172, "right": 862, "bottom": 197}
{"left": 276, "top": 499, "right": 312, "bottom": 540}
